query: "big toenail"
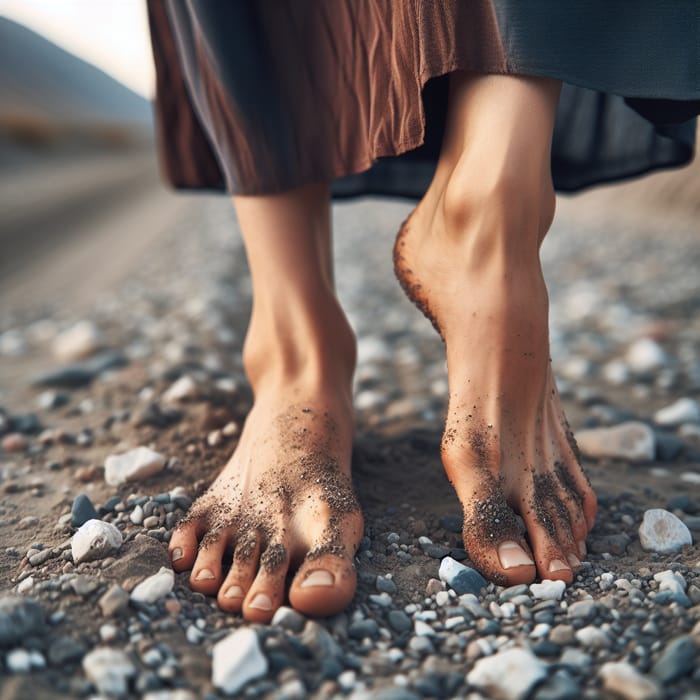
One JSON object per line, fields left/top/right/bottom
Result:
{"left": 567, "top": 553, "right": 581, "bottom": 568}
{"left": 578, "top": 540, "right": 587, "bottom": 557}
{"left": 498, "top": 542, "right": 535, "bottom": 569}
{"left": 300, "top": 569, "right": 335, "bottom": 588}
{"left": 195, "top": 568, "right": 215, "bottom": 581}
{"left": 171, "top": 547, "right": 183, "bottom": 561}
{"left": 224, "top": 585, "right": 244, "bottom": 599}
{"left": 249, "top": 593, "right": 273, "bottom": 611}
{"left": 548, "top": 559, "right": 569, "bottom": 573}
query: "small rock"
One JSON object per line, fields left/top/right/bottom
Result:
{"left": 626, "top": 338, "right": 667, "bottom": 374}
{"left": 439, "top": 557, "right": 487, "bottom": 596}
{"left": 639, "top": 509, "right": 692, "bottom": 553}
{"left": 387, "top": 610, "right": 412, "bottom": 633}
{"left": 530, "top": 580, "right": 566, "bottom": 601}
{"left": 567, "top": 600, "right": 597, "bottom": 622}
{"left": 36, "top": 390, "right": 69, "bottom": 410}
{"left": 71, "top": 494, "right": 98, "bottom": 528}
{"left": 0, "top": 597, "right": 45, "bottom": 648}
{"left": 425, "top": 578, "right": 444, "bottom": 596}
{"left": 1, "top": 433, "right": 27, "bottom": 452}
{"left": 162, "top": 375, "right": 199, "bottom": 403}
{"left": 575, "top": 422, "right": 655, "bottom": 462}
{"left": 82, "top": 648, "right": 136, "bottom": 697}
{"left": 130, "top": 567, "right": 174, "bottom": 604}
{"left": 467, "top": 647, "right": 547, "bottom": 700}
{"left": 6, "top": 648, "right": 32, "bottom": 673}
{"left": 654, "top": 398, "right": 699, "bottom": 427}
{"left": 207, "top": 429, "right": 222, "bottom": 447}
{"left": 52, "top": 321, "right": 101, "bottom": 361}
{"left": 99, "top": 585, "right": 129, "bottom": 617}
{"left": 348, "top": 619, "right": 379, "bottom": 639}
{"left": 70, "top": 575, "right": 99, "bottom": 596}
{"left": 47, "top": 636, "right": 86, "bottom": 666}
{"left": 71, "top": 519, "right": 122, "bottom": 564}
{"left": 270, "top": 606, "right": 306, "bottom": 633}
{"left": 575, "top": 626, "right": 611, "bottom": 649}
{"left": 651, "top": 636, "right": 698, "bottom": 683}
{"left": 212, "top": 627, "right": 268, "bottom": 695}
{"left": 439, "top": 514, "right": 463, "bottom": 533}
{"left": 104, "top": 447, "right": 167, "bottom": 486}
{"left": 599, "top": 662, "right": 661, "bottom": 700}
{"left": 376, "top": 576, "right": 397, "bottom": 594}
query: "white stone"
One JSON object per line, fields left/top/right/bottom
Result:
{"left": 435, "top": 590, "right": 450, "bottom": 606}
{"left": 626, "top": 338, "right": 667, "bottom": 374}
{"left": 71, "top": 519, "right": 122, "bottom": 564}
{"left": 575, "top": 422, "right": 655, "bottom": 462}
{"left": 16, "top": 577, "right": 34, "bottom": 594}
{"left": 82, "top": 648, "right": 136, "bottom": 697}
{"left": 467, "top": 647, "right": 547, "bottom": 700}
{"left": 212, "top": 627, "right": 267, "bottom": 695}
{"left": 162, "top": 375, "right": 199, "bottom": 403}
{"left": 681, "top": 471, "right": 700, "bottom": 485}
{"left": 530, "top": 579, "right": 566, "bottom": 601}
{"left": 52, "top": 321, "right": 101, "bottom": 361}
{"left": 599, "top": 661, "right": 661, "bottom": 700}
{"left": 130, "top": 504, "right": 144, "bottom": 525}
{"left": 575, "top": 626, "right": 611, "bottom": 649}
{"left": 414, "top": 620, "right": 434, "bottom": 637}
{"left": 130, "top": 567, "right": 174, "bottom": 604}
{"left": 654, "top": 398, "right": 700, "bottom": 427}
{"left": 639, "top": 509, "right": 692, "bottom": 554}
{"left": 6, "top": 648, "right": 32, "bottom": 673}
{"left": 653, "top": 569, "right": 687, "bottom": 595}
{"left": 602, "top": 359, "right": 630, "bottom": 386}
{"left": 99, "top": 624, "right": 119, "bottom": 642}
{"left": 104, "top": 447, "right": 166, "bottom": 486}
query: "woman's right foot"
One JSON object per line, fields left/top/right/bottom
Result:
{"left": 169, "top": 295, "right": 363, "bottom": 623}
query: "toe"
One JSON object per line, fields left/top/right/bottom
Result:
{"left": 190, "top": 530, "right": 229, "bottom": 596}
{"left": 217, "top": 532, "right": 260, "bottom": 613}
{"left": 290, "top": 552, "right": 357, "bottom": 617}
{"left": 519, "top": 502, "right": 574, "bottom": 584}
{"left": 169, "top": 519, "right": 200, "bottom": 572}
{"left": 242, "top": 541, "right": 290, "bottom": 623}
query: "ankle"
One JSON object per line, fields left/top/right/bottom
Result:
{"left": 243, "top": 296, "right": 356, "bottom": 393}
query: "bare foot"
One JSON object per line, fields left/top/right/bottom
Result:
{"left": 393, "top": 166, "right": 597, "bottom": 586}
{"left": 169, "top": 311, "right": 363, "bottom": 622}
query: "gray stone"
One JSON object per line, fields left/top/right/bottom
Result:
{"left": 369, "top": 687, "right": 421, "bottom": 700}
{"left": 387, "top": 610, "right": 412, "bottom": 633}
{"left": 467, "top": 647, "right": 548, "bottom": 700}
{"left": 0, "top": 596, "right": 45, "bottom": 647}
{"left": 439, "top": 514, "right": 463, "bottom": 533}
{"left": 99, "top": 585, "right": 129, "bottom": 617}
{"left": 271, "top": 606, "right": 306, "bottom": 633}
{"left": 82, "top": 648, "right": 136, "bottom": 697}
{"left": 47, "top": 637, "right": 86, "bottom": 666}
{"left": 438, "top": 556, "right": 487, "bottom": 596}
{"left": 652, "top": 636, "right": 698, "bottom": 683}
{"left": 600, "top": 662, "right": 661, "bottom": 700}
{"left": 376, "top": 576, "right": 397, "bottom": 594}
{"left": 533, "top": 671, "right": 580, "bottom": 700}
{"left": 348, "top": 618, "right": 379, "bottom": 639}
{"left": 300, "top": 621, "right": 342, "bottom": 659}
{"left": 639, "top": 509, "right": 693, "bottom": 553}
{"left": 70, "top": 575, "right": 99, "bottom": 596}
{"left": 567, "top": 600, "right": 598, "bottom": 622}
{"left": 212, "top": 628, "right": 268, "bottom": 696}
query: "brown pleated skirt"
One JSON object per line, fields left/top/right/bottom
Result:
{"left": 147, "top": 1, "right": 700, "bottom": 198}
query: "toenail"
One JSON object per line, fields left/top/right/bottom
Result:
{"left": 578, "top": 540, "right": 587, "bottom": 557}
{"left": 194, "top": 568, "right": 215, "bottom": 581}
{"left": 171, "top": 547, "right": 183, "bottom": 562}
{"left": 548, "top": 559, "right": 569, "bottom": 573}
{"left": 300, "top": 569, "right": 335, "bottom": 588}
{"left": 567, "top": 553, "right": 581, "bottom": 568}
{"left": 498, "top": 541, "right": 535, "bottom": 569}
{"left": 249, "top": 593, "right": 273, "bottom": 611}
{"left": 224, "top": 585, "right": 244, "bottom": 599}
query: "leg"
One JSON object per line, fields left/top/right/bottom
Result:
{"left": 169, "top": 183, "right": 363, "bottom": 622}
{"left": 394, "top": 72, "right": 597, "bottom": 585}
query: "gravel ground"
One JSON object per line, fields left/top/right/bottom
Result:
{"left": 0, "top": 191, "right": 699, "bottom": 699}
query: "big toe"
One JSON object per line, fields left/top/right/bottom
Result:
{"left": 289, "top": 553, "right": 357, "bottom": 617}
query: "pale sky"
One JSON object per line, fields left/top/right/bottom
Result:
{"left": 0, "top": 0, "right": 155, "bottom": 98}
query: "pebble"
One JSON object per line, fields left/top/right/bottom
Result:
{"left": 0, "top": 596, "right": 46, "bottom": 646}
{"left": 654, "top": 397, "right": 700, "bottom": 427}
{"left": 467, "top": 647, "right": 547, "bottom": 700}
{"left": 1, "top": 432, "right": 28, "bottom": 452}
{"left": 71, "top": 519, "right": 122, "bottom": 564}
{"left": 47, "top": 637, "right": 86, "bottom": 666}
{"left": 130, "top": 567, "right": 174, "bottom": 604}
{"left": 530, "top": 579, "right": 566, "bottom": 601}
{"left": 599, "top": 662, "right": 661, "bottom": 700}
{"left": 212, "top": 627, "right": 268, "bottom": 695}
{"left": 626, "top": 338, "right": 667, "bottom": 374}
{"left": 575, "top": 421, "right": 655, "bottom": 462}
{"left": 82, "top": 648, "right": 136, "bottom": 697}
{"left": 348, "top": 619, "right": 379, "bottom": 639}
{"left": 438, "top": 557, "right": 487, "bottom": 596}
{"left": 376, "top": 576, "right": 397, "bottom": 594}
{"left": 271, "top": 606, "right": 306, "bottom": 633}
{"left": 52, "top": 321, "right": 102, "bottom": 361}
{"left": 575, "top": 626, "right": 611, "bottom": 649}
{"left": 651, "top": 636, "right": 698, "bottom": 683}
{"left": 130, "top": 505, "right": 144, "bottom": 525}
{"left": 98, "top": 585, "right": 129, "bottom": 617}
{"left": 71, "top": 494, "right": 98, "bottom": 528}
{"left": 6, "top": 648, "right": 32, "bottom": 673}
{"left": 162, "top": 375, "right": 199, "bottom": 403}
{"left": 387, "top": 610, "right": 412, "bottom": 633}
{"left": 104, "top": 447, "right": 167, "bottom": 486}
{"left": 567, "top": 600, "right": 598, "bottom": 622}
{"left": 638, "top": 509, "right": 693, "bottom": 553}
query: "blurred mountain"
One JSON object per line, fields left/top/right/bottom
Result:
{"left": 0, "top": 16, "right": 152, "bottom": 153}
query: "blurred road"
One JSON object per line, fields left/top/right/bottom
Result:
{"left": 0, "top": 148, "right": 192, "bottom": 314}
